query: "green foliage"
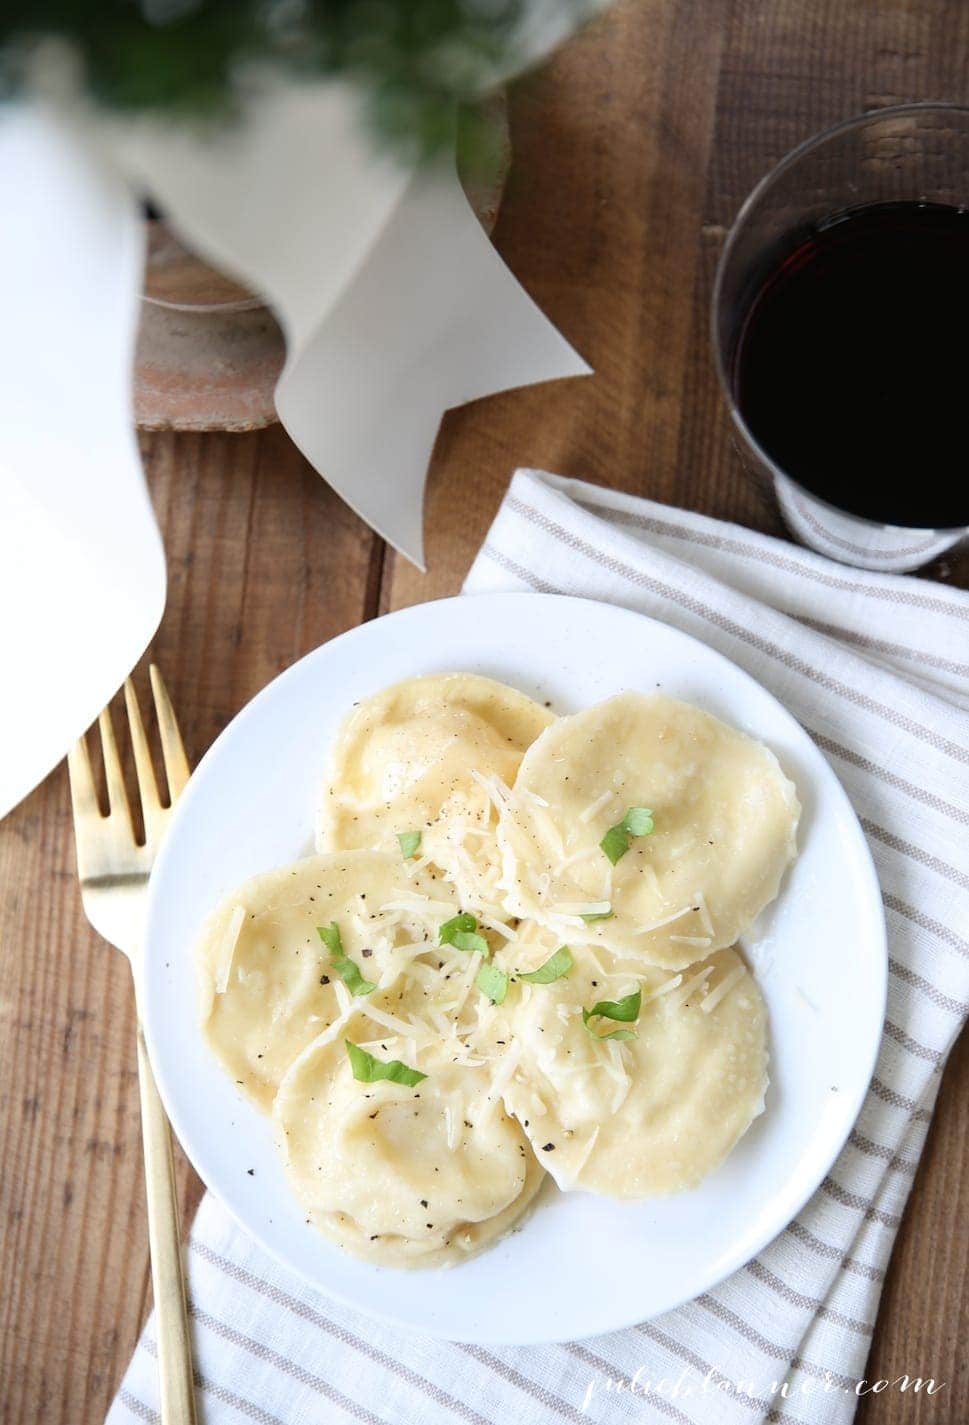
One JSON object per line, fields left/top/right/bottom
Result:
{"left": 0, "top": 0, "right": 535, "bottom": 164}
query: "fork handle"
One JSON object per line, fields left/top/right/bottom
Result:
{"left": 135, "top": 1020, "right": 199, "bottom": 1425}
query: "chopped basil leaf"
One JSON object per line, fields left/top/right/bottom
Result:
{"left": 582, "top": 987, "right": 641, "bottom": 1040}
{"left": 345, "top": 1040, "right": 426, "bottom": 1087}
{"left": 599, "top": 824, "right": 630, "bottom": 865}
{"left": 439, "top": 911, "right": 489, "bottom": 956}
{"left": 583, "top": 988, "right": 641, "bottom": 1022}
{"left": 452, "top": 930, "right": 489, "bottom": 954}
{"left": 331, "top": 955, "right": 376, "bottom": 996}
{"left": 476, "top": 963, "right": 509, "bottom": 1004}
{"left": 317, "top": 922, "right": 375, "bottom": 994}
{"left": 623, "top": 806, "right": 654, "bottom": 836}
{"left": 317, "top": 921, "right": 343, "bottom": 955}
{"left": 599, "top": 806, "right": 654, "bottom": 864}
{"left": 518, "top": 946, "right": 573, "bottom": 984}
{"left": 580, "top": 908, "right": 613, "bottom": 924}
{"left": 439, "top": 911, "right": 475, "bottom": 936}
{"left": 397, "top": 830, "right": 422, "bottom": 860}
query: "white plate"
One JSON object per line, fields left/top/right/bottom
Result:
{"left": 143, "top": 593, "right": 886, "bottom": 1344}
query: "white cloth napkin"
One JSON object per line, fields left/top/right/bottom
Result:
{"left": 109, "top": 470, "right": 969, "bottom": 1425}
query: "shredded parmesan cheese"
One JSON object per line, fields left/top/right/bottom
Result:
{"left": 700, "top": 964, "right": 746, "bottom": 1014}
{"left": 578, "top": 789, "right": 614, "bottom": 824}
{"left": 693, "top": 890, "right": 715, "bottom": 939}
{"left": 444, "top": 1104, "right": 458, "bottom": 1151}
{"left": 551, "top": 899, "right": 611, "bottom": 918}
{"left": 648, "top": 972, "right": 684, "bottom": 1000}
{"left": 378, "top": 894, "right": 456, "bottom": 916}
{"left": 360, "top": 1002, "right": 436, "bottom": 1044}
{"left": 633, "top": 904, "right": 696, "bottom": 936}
{"left": 668, "top": 965, "right": 714, "bottom": 1010}
{"left": 554, "top": 845, "right": 602, "bottom": 873}
{"left": 470, "top": 768, "right": 513, "bottom": 810}
{"left": 215, "top": 905, "right": 246, "bottom": 994}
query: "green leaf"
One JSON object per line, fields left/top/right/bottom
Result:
{"left": 623, "top": 806, "right": 655, "bottom": 836}
{"left": 439, "top": 911, "right": 489, "bottom": 956}
{"left": 345, "top": 1040, "right": 426, "bottom": 1087}
{"left": 451, "top": 930, "right": 490, "bottom": 954}
{"left": 599, "top": 824, "right": 630, "bottom": 865}
{"left": 397, "top": 829, "right": 422, "bottom": 860}
{"left": 582, "top": 988, "right": 642, "bottom": 1041}
{"left": 331, "top": 955, "right": 377, "bottom": 996}
{"left": 318, "top": 922, "right": 375, "bottom": 994}
{"left": 583, "top": 988, "right": 642, "bottom": 1023}
{"left": 317, "top": 921, "right": 343, "bottom": 955}
{"left": 439, "top": 911, "right": 475, "bottom": 936}
{"left": 599, "top": 806, "right": 654, "bottom": 864}
{"left": 518, "top": 946, "right": 573, "bottom": 984}
{"left": 580, "top": 908, "right": 613, "bottom": 924}
{"left": 476, "top": 963, "right": 508, "bottom": 1004}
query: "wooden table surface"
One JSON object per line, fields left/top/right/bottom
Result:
{"left": 2, "top": 2, "right": 967, "bottom": 1421}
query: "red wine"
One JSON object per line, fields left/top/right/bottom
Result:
{"left": 732, "top": 201, "right": 969, "bottom": 529}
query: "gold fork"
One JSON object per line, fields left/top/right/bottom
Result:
{"left": 67, "top": 666, "right": 197, "bottom": 1425}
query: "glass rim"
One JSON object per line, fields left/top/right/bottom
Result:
{"left": 710, "top": 101, "right": 969, "bottom": 535}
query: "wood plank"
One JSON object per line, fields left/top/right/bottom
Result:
{"left": 0, "top": 427, "right": 378, "bottom": 1424}
{"left": 855, "top": 1030, "right": 969, "bottom": 1421}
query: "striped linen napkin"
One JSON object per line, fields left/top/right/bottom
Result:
{"left": 109, "top": 469, "right": 968, "bottom": 1425}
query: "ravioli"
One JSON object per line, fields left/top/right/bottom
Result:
{"left": 496, "top": 692, "right": 799, "bottom": 968}
{"left": 196, "top": 677, "right": 794, "bottom": 1268}
{"left": 491, "top": 939, "right": 768, "bottom": 1197}
{"left": 196, "top": 851, "right": 455, "bottom": 1109}
{"left": 273, "top": 1027, "right": 544, "bottom": 1268}
{"left": 317, "top": 673, "right": 554, "bottom": 913}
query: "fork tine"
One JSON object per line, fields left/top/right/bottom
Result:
{"left": 149, "top": 665, "right": 190, "bottom": 803}
{"left": 67, "top": 732, "right": 100, "bottom": 825}
{"left": 97, "top": 703, "right": 137, "bottom": 837}
{"left": 124, "top": 678, "right": 162, "bottom": 842}
{"left": 98, "top": 703, "right": 134, "bottom": 834}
